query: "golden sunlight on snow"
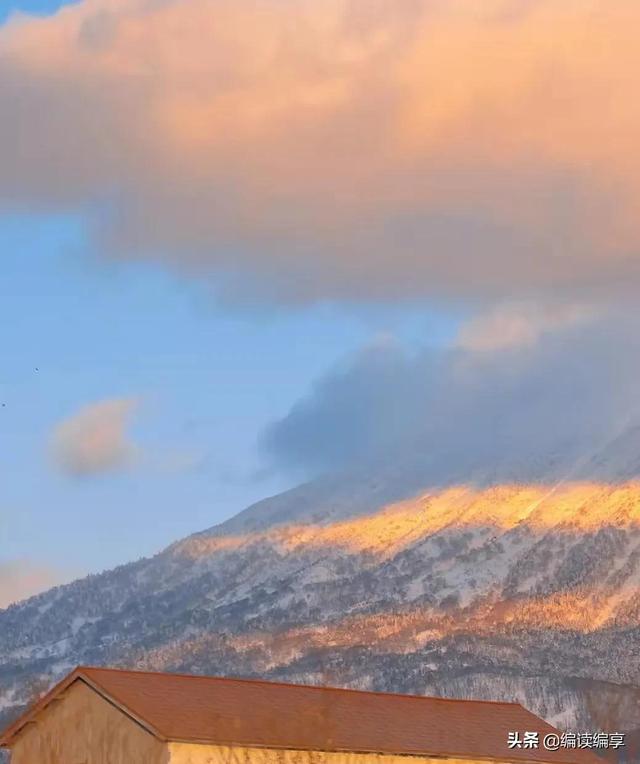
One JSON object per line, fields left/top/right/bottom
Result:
{"left": 178, "top": 481, "right": 640, "bottom": 561}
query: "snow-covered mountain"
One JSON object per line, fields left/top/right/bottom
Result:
{"left": 3, "top": 432, "right": 640, "bottom": 737}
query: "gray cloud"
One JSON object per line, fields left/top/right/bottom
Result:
{"left": 261, "top": 310, "right": 640, "bottom": 481}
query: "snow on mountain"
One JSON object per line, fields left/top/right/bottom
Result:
{"left": 3, "top": 431, "right": 640, "bottom": 736}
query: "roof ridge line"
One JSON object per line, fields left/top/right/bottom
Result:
{"left": 78, "top": 665, "right": 521, "bottom": 707}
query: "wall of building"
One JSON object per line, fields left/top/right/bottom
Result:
{"left": 8, "top": 679, "right": 168, "bottom": 764}
{"left": 168, "top": 742, "right": 495, "bottom": 764}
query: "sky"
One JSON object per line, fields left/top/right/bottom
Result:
{"left": 0, "top": 210, "right": 457, "bottom": 599}
{"left": 0, "top": 0, "right": 72, "bottom": 22}
{"left": 2, "top": 0, "right": 640, "bottom": 606}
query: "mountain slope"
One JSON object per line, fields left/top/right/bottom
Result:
{"left": 3, "top": 438, "right": 640, "bottom": 736}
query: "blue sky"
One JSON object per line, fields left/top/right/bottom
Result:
{"left": 0, "top": 0, "right": 73, "bottom": 22}
{"left": 0, "top": 208, "right": 458, "bottom": 584}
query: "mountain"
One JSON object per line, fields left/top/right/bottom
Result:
{"left": 3, "top": 431, "right": 640, "bottom": 741}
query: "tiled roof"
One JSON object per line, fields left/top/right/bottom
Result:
{"left": 1, "top": 666, "right": 600, "bottom": 763}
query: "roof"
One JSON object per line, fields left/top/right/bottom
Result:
{"left": 1, "top": 666, "right": 600, "bottom": 764}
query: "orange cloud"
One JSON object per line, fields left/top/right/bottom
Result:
{"left": 2, "top": 0, "right": 640, "bottom": 302}
{"left": 50, "top": 397, "right": 139, "bottom": 476}
{"left": 456, "top": 301, "right": 596, "bottom": 352}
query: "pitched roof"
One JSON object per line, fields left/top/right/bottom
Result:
{"left": 1, "top": 666, "right": 599, "bottom": 764}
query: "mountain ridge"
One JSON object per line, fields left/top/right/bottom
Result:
{"left": 3, "top": 433, "right": 640, "bottom": 737}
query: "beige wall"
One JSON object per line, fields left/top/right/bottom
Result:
{"left": 168, "top": 742, "right": 497, "bottom": 764}
{"left": 8, "top": 679, "right": 168, "bottom": 764}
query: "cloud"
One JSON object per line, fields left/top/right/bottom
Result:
{"left": 0, "top": 560, "right": 64, "bottom": 608}
{"left": 50, "top": 397, "right": 138, "bottom": 476}
{"left": 261, "top": 309, "right": 640, "bottom": 480}
{"left": 2, "top": 0, "right": 640, "bottom": 303}
{"left": 455, "top": 301, "right": 597, "bottom": 353}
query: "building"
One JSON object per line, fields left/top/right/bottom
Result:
{"left": 0, "top": 666, "right": 600, "bottom": 764}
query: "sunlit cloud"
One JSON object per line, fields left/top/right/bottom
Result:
{"left": 2, "top": 0, "right": 640, "bottom": 303}
{"left": 50, "top": 397, "right": 139, "bottom": 476}
{"left": 455, "top": 302, "right": 597, "bottom": 353}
